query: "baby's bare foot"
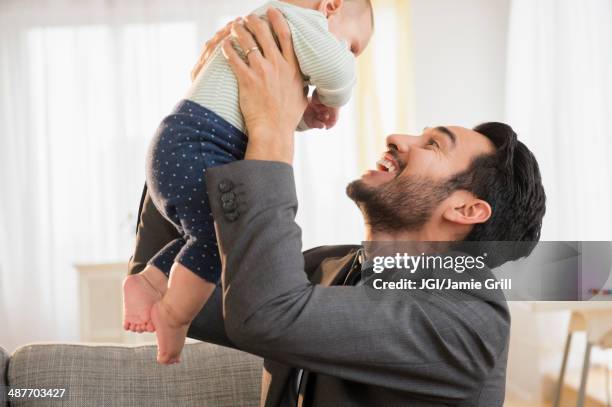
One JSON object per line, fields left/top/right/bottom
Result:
{"left": 151, "top": 299, "right": 190, "bottom": 364}
{"left": 122, "top": 268, "right": 167, "bottom": 332}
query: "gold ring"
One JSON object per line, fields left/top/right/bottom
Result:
{"left": 244, "top": 46, "right": 261, "bottom": 58}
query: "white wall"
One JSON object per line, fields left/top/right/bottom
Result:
{"left": 410, "top": 0, "right": 510, "bottom": 131}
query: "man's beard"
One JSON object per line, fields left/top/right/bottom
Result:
{"left": 346, "top": 174, "right": 452, "bottom": 234}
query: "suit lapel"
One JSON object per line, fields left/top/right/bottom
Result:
{"left": 311, "top": 250, "right": 360, "bottom": 286}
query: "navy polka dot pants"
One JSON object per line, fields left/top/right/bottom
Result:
{"left": 145, "top": 100, "right": 247, "bottom": 283}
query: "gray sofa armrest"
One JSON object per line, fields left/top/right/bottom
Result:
{"left": 0, "top": 346, "right": 7, "bottom": 380}
{"left": 8, "top": 342, "right": 262, "bottom": 407}
{"left": 1, "top": 346, "right": 8, "bottom": 401}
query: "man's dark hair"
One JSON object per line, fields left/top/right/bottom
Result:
{"left": 446, "top": 122, "right": 546, "bottom": 267}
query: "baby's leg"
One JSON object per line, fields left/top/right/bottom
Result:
{"left": 151, "top": 262, "right": 215, "bottom": 364}
{"left": 143, "top": 101, "right": 247, "bottom": 361}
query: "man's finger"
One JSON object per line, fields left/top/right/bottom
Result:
{"left": 266, "top": 7, "right": 293, "bottom": 62}
{"left": 222, "top": 38, "right": 251, "bottom": 82}
{"left": 244, "top": 13, "right": 278, "bottom": 61}
{"left": 231, "top": 21, "right": 264, "bottom": 67}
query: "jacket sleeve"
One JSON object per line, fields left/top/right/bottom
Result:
{"left": 127, "top": 184, "right": 235, "bottom": 348}
{"left": 206, "top": 160, "right": 510, "bottom": 402}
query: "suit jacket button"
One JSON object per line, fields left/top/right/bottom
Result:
{"left": 222, "top": 200, "right": 237, "bottom": 212}
{"left": 221, "top": 191, "right": 236, "bottom": 203}
{"left": 218, "top": 180, "right": 234, "bottom": 193}
{"left": 225, "top": 211, "right": 239, "bottom": 222}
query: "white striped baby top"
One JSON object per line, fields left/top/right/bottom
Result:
{"left": 184, "top": 0, "right": 357, "bottom": 134}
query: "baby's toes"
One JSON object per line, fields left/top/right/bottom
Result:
{"left": 145, "top": 321, "right": 155, "bottom": 332}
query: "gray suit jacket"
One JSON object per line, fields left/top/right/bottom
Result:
{"left": 129, "top": 160, "right": 510, "bottom": 406}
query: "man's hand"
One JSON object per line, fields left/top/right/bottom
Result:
{"left": 302, "top": 91, "right": 340, "bottom": 130}
{"left": 191, "top": 18, "right": 240, "bottom": 81}
{"left": 222, "top": 8, "right": 307, "bottom": 165}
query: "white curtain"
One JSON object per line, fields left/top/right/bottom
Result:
{"left": 505, "top": 0, "right": 612, "bottom": 241}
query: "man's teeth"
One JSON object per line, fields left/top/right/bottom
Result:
{"left": 377, "top": 158, "right": 397, "bottom": 173}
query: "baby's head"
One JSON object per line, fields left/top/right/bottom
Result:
{"left": 295, "top": 0, "right": 374, "bottom": 56}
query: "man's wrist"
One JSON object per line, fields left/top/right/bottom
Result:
{"left": 245, "top": 128, "right": 294, "bottom": 165}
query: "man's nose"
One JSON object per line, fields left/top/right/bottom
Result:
{"left": 385, "top": 134, "right": 420, "bottom": 152}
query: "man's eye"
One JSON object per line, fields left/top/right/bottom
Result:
{"left": 426, "top": 139, "right": 440, "bottom": 149}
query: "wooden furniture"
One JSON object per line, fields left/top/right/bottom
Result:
{"left": 529, "top": 302, "right": 612, "bottom": 407}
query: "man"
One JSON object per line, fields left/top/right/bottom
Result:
{"left": 129, "top": 9, "right": 545, "bottom": 406}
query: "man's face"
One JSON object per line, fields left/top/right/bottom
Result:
{"left": 347, "top": 126, "right": 495, "bottom": 233}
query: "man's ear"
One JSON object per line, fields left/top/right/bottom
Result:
{"left": 442, "top": 191, "right": 492, "bottom": 226}
{"left": 317, "top": 0, "right": 344, "bottom": 18}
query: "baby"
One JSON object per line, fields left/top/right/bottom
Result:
{"left": 123, "top": 0, "right": 373, "bottom": 364}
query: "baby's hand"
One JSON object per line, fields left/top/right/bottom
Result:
{"left": 302, "top": 92, "right": 340, "bottom": 130}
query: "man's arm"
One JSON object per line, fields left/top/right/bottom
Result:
{"left": 128, "top": 185, "right": 235, "bottom": 348}
{"left": 207, "top": 161, "right": 509, "bottom": 402}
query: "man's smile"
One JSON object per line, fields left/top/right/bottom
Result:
{"left": 376, "top": 151, "right": 403, "bottom": 174}
{"left": 362, "top": 150, "right": 406, "bottom": 184}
